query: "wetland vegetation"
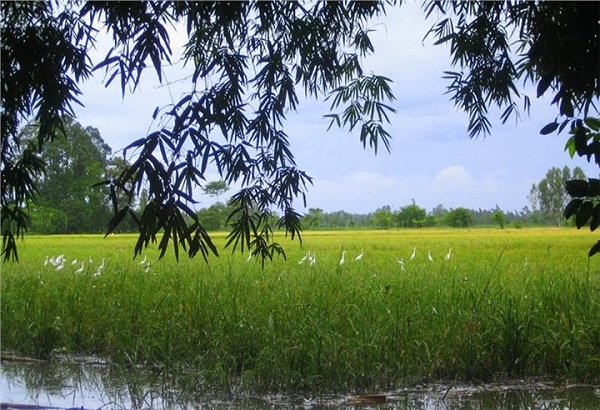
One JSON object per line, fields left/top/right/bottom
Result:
{"left": 2, "top": 228, "right": 599, "bottom": 397}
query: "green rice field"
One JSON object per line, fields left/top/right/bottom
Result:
{"left": 1, "top": 228, "right": 599, "bottom": 394}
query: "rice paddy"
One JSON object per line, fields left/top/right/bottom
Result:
{"left": 1, "top": 228, "right": 599, "bottom": 394}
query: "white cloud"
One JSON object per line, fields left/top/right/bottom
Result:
{"left": 425, "top": 165, "right": 530, "bottom": 211}
{"left": 300, "top": 164, "right": 534, "bottom": 214}
{"left": 431, "top": 165, "right": 473, "bottom": 192}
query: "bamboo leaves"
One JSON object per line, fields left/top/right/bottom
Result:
{"left": 325, "top": 75, "right": 396, "bottom": 155}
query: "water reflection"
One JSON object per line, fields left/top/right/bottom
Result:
{"left": 1, "top": 357, "right": 599, "bottom": 409}
{"left": 1, "top": 357, "right": 217, "bottom": 409}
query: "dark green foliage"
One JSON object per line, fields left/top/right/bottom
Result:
{"left": 393, "top": 203, "right": 427, "bottom": 228}
{"left": 302, "top": 208, "right": 324, "bottom": 229}
{"left": 301, "top": 209, "right": 372, "bottom": 230}
{"left": 372, "top": 205, "right": 393, "bottom": 229}
{"left": 1, "top": 2, "right": 92, "bottom": 260}
{"left": 302, "top": 204, "right": 532, "bottom": 230}
{"left": 29, "top": 117, "right": 114, "bottom": 233}
{"left": 491, "top": 210, "right": 506, "bottom": 229}
{"left": 564, "top": 177, "right": 600, "bottom": 256}
{"left": 445, "top": 207, "right": 473, "bottom": 228}
{"left": 197, "top": 202, "right": 231, "bottom": 231}
{"left": 0, "top": 137, "right": 45, "bottom": 261}
{"left": 562, "top": 118, "right": 600, "bottom": 255}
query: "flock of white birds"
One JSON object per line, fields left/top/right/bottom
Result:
{"left": 43, "top": 254, "right": 151, "bottom": 274}
{"left": 44, "top": 247, "right": 453, "bottom": 274}
{"left": 294, "top": 247, "right": 452, "bottom": 272}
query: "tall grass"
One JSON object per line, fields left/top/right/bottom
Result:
{"left": 2, "top": 228, "right": 599, "bottom": 393}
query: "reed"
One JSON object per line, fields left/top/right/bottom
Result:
{"left": 2, "top": 228, "right": 599, "bottom": 393}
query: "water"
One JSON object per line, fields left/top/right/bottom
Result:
{"left": 1, "top": 357, "right": 599, "bottom": 409}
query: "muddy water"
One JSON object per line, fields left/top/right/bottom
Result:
{"left": 1, "top": 357, "right": 599, "bottom": 409}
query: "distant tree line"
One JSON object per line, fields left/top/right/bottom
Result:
{"left": 300, "top": 204, "right": 511, "bottom": 230}
{"left": 28, "top": 117, "right": 584, "bottom": 234}
{"left": 197, "top": 166, "right": 586, "bottom": 232}
{"left": 196, "top": 201, "right": 544, "bottom": 232}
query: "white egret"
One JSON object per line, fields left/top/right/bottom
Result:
{"left": 309, "top": 251, "right": 317, "bottom": 266}
{"left": 355, "top": 249, "right": 364, "bottom": 261}
{"left": 445, "top": 249, "right": 452, "bottom": 261}
{"left": 75, "top": 261, "right": 85, "bottom": 274}
{"left": 44, "top": 256, "right": 49, "bottom": 266}
{"left": 56, "top": 255, "right": 65, "bottom": 265}
{"left": 298, "top": 254, "right": 308, "bottom": 265}
{"left": 55, "top": 262, "right": 65, "bottom": 271}
{"left": 139, "top": 255, "right": 147, "bottom": 265}
{"left": 71, "top": 259, "right": 78, "bottom": 265}
{"left": 94, "top": 258, "right": 105, "bottom": 276}
{"left": 397, "top": 257, "right": 406, "bottom": 271}
{"left": 339, "top": 251, "right": 346, "bottom": 266}
{"left": 410, "top": 247, "right": 416, "bottom": 261}
{"left": 428, "top": 250, "right": 433, "bottom": 262}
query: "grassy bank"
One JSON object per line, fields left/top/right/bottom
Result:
{"left": 2, "top": 228, "right": 599, "bottom": 393}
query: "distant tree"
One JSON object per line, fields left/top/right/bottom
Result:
{"left": 427, "top": 204, "right": 448, "bottom": 227}
{"left": 491, "top": 209, "right": 506, "bottom": 229}
{"left": 431, "top": 204, "right": 448, "bottom": 219}
{"left": 530, "top": 166, "right": 586, "bottom": 225}
{"left": 320, "top": 210, "right": 370, "bottom": 228}
{"left": 302, "top": 208, "right": 324, "bottom": 229}
{"left": 105, "top": 156, "right": 139, "bottom": 232}
{"left": 26, "top": 116, "right": 112, "bottom": 234}
{"left": 202, "top": 180, "right": 229, "bottom": 201}
{"left": 445, "top": 207, "right": 473, "bottom": 228}
{"left": 394, "top": 202, "right": 427, "bottom": 228}
{"left": 197, "top": 202, "right": 232, "bottom": 231}
{"left": 424, "top": 214, "right": 440, "bottom": 227}
{"left": 28, "top": 205, "right": 67, "bottom": 234}
{"left": 372, "top": 205, "right": 393, "bottom": 229}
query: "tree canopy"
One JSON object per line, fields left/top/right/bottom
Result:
{"left": 202, "top": 180, "right": 229, "bottom": 201}
{"left": 28, "top": 116, "right": 113, "bottom": 233}
{"left": 2, "top": 1, "right": 598, "bottom": 262}
{"left": 445, "top": 207, "right": 473, "bottom": 228}
{"left": 529, "top": 166, "right": 586, "bottom": 226}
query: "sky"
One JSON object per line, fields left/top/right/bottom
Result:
{"left": 73, "top": 2, "right": 598, "bottom": 215}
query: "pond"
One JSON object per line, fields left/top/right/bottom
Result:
{"left": 1, "top": 356, "right": 599, "bottom": 409}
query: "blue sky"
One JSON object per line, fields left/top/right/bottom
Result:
{"left": 74, "top": 3, "right": 597, "bottom": 215}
